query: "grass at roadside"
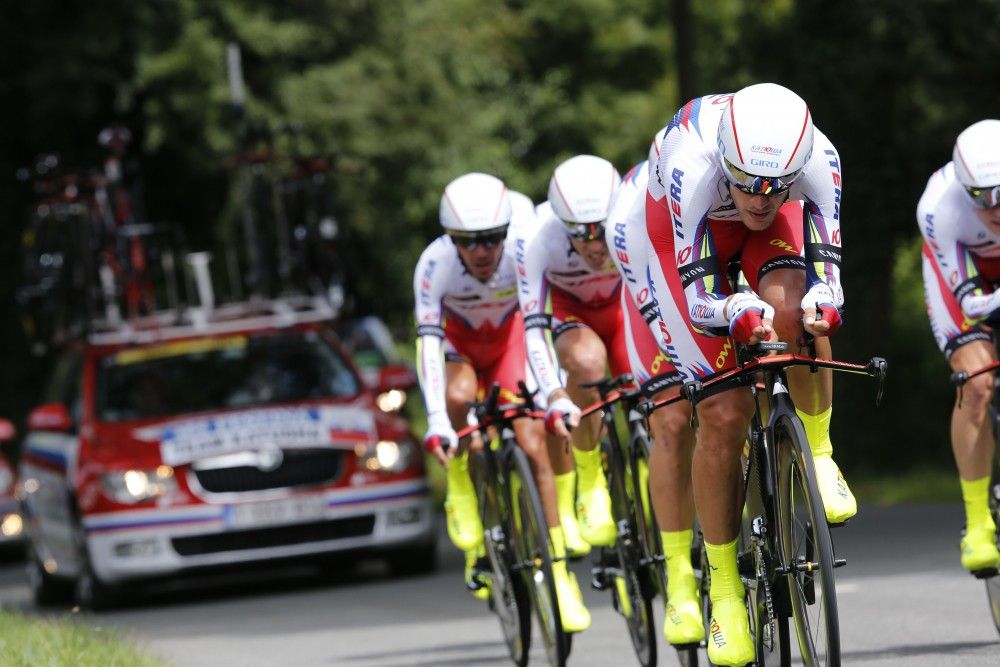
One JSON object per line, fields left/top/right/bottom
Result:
{"left": 850, "top": 466, "right": 960, "bottom": 506}
{"left": 0, "top": 609, "right": 167, "bottom": 667}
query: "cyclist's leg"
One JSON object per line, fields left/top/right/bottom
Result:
{"left": 553, "top": 316, "right": 616, "bottom": 546}
{"left": 441, "top": 356, "right": 486, "bottom": 554}
{"left": 744, "top": 203, "right": 855, "bottom": 522}
{"left": 924, "top": 243, "right": 1000, "bottom": 570}
{"left": 694, "top": 388, "right": 757, "bottom": 666}
{"left": 620, "top": 283, "right": 703, "bottom": 642}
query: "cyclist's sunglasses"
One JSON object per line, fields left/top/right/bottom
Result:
{"left": 723, "top": 158, "right": 801, "bottom": 196}
{"left": 449, "top": 227, "right": 508, "bottom": 250}
{"left": 966, "top": 185, "right": 1000, "bottom": 210}
{"left": 562, "top": 220, "right": 606, "bottom": 242}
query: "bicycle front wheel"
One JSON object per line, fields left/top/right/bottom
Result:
{"left": 983, "top": 425, "right": 1000, "bottom": 638}
{"left": 775, "top": 415, "right": 841, "bottom": 666}
{"left": 602, "top": 438, "right": 657, "bottom": 667}
{"left": 472, "top": 450, "right": 532, "bottom": 666}
{"left": 508, "top": 445, "right": 569, "bottom": 667}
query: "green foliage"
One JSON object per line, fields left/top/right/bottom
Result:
{"left": 3, "top": 0, "right": 1000, "bottom": 468}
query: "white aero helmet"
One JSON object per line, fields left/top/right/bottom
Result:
{"left": 953, "top": 119, "right": 1000, "bottom": 209}
{"left": 548, "top": 154, "right": 621, "bottom": 241}
{"left": 648, "top": 126, "right": 667, "bottom": 166}
{"left": 717, "top": 83, "right": 814, "bottom": 195}
{"left": 440, "top": 172, "right": 512, "bottom": 241}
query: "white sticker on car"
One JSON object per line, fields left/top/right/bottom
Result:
{"left": 157, "top": 407, "right": 375, "bottom": 466}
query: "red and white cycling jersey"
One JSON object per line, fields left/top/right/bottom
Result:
{"left": 647, "top": 93, "right": 845, "bottom": 340}
{"left": 414, "top": 193, "right": 539, "bottom": 417}
{"left": 918, "top": 162, "right": 1000, "bottom": 355}
{"left": 515, "top": 201, "right": 624, "bottom": 400}
{"left": 609, "top": 160, "right": 685, "bottom": 394}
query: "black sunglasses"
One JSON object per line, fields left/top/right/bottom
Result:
{"left": 966, "top": 185, "right": 1000, "bottom": 209}
{"left": 562, "top": 220, "right": 606, "bottom": 242}
{"left": 449, "top": 229, "right": 508, "bottom": 250}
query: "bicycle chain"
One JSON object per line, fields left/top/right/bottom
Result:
{"left": 751, "top": 517, "right": 776, "bottom": 651}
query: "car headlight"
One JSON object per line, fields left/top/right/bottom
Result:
{"left": 0, "top": 467, "right": 12, "bottom": 495}
{"left": 376, "top": 389, "right": 407, "bottom": 413}
{"left": 356, "top": 440, "right": 415, "bottom": 473}
{"left": 102, "top": 466, "right": 177, "bottom": 504}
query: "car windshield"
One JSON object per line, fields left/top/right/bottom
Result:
{"left": 96, "top": 330, "right": 361, "bottom": 422}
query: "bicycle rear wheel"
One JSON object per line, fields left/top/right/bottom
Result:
{"left": 472, "top": 450, "right": 532, "bottom": 667}
{"left": 508, "top": 445, "right": 569, "bottom": 667}
{"left": 741, "top": 429, "right": 790, "bottom": 667}
{"left": 983, "top": 421, "right": 1000, "bottom": 638}
{"left": 601, "top": 438, "right": 657, "bottom": 667}
{"left": 775, "top": 415, "right": 841, "bottom": 666}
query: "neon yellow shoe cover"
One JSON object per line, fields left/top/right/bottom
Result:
{"left": 550, "top": 527, "right": 591, "bottom": 632}
{"left": 661, "top": 529, "right": 704, "bottom": 645}
{"left": 705, "top": 538, "right": 754, "bottom": 666}
{"left": 445, "top": 453, "right": 483, "bottom": 551}
{"left": 554, "top": 471, "right": 590, "bottom": 557}
{"left": 573, "top": 448, "right": 615, "bottom": 546}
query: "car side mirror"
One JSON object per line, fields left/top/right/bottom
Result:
{"left": 376, "top": 363, "right": 418, "bottom": 394}
{"left": 0, "top": 418, "right": 15, "bottom": 442}
{"left": 27, "top": 403, "right": 73, "bottom": 433}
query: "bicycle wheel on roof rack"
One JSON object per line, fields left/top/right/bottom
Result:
{"left": 775, "top": 414, "right": 841, "bottom": 666}
{"left": 471, "top": 449, "right": 532, "bottom": 667}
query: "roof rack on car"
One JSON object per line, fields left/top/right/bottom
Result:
{"left": 87, "top": 252, "right": 338, "bottom": 346}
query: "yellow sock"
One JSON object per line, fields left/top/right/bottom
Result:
{"left": 550, "top": 526, "right": 567, "bottom": 560}
{"left": 704, "top": 537, "right": 743, "bottom": 602}
{"left": 661, "top": 530, "right": 695, "bottom": 578}
{"left": 555, "top": 471, "right": 578, "bottom": 516}
{"left": 446, "top": 451, "right": 473, "bottom": 494}
{"left": 796, "top": 406, "right": 833, "bottom": 458}
{"left": 961, "top": 476, "right": 995, "bottom": 532}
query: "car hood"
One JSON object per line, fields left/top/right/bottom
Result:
{"left": 95, "top": 401, "right": 379, "bottom": 467}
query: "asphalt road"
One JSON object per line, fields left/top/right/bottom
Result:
{"left": 1, "top": 503, "right": 998, "bottom": 666}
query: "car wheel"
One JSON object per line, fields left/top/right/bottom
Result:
{"left": 387, "top": 541, "right": 438, "bottom": 577}
{"left": 73, "top": 525, "right": 120, "bottom": 611}
{"left": 25, "top": 542, "right": 73, "bottom": 607}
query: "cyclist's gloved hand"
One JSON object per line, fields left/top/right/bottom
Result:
{"left": 544, "top": 396, "right": 580, "bottom": 439}
{"left": 726, "top": 293, "right": 775, "bottom": 345}
{"left": 424, "top": 413, "right": 458, "bottom": 467}
{"left": 801, "top": 284, "right": 842, "bottom": 336}
{"left": 961, "top": 289, "right": 1000, "bottom": 324}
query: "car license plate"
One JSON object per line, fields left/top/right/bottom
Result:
{"left": 227, "top": 496, "right": 327, "bottom": 528}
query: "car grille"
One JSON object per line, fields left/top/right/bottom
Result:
{"left": 192, "top": 448, "right": 343, "bottom": 493}
{"left": 171, "top": 515, "right": 376, "bottom": 556}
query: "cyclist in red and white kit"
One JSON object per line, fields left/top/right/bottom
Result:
{"left": 515, "top": 155, "right": 625, "bottom": 556}
{"left": 608, "top": 150, "right": 703, "bottom": 647}
{"left": 413, "top": 172, "right": 590, "bottom": 632}
{"left": 918, "top": 119, "right": 1000, "bottom": 573}
{"left": 634, "top": 84, "right": 849, "bottom": 665}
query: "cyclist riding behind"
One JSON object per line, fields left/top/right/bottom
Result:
{"left": 917, "top": 119, "right": 1000, "bottom": 573}
{"left": 515, "top": 155, "right": 627, "bottom": 557}
{"left": 637, "top": 84, "right": 849, "bottom": 665}
{"left": 413, "top": 173, "right": 590, "bottom": 631}
{"left": 607, "top": 147, "right": 703, "bottom": 647}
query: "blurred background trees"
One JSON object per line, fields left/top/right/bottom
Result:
{"left": 2, "top": 0, "right": 1000, "bottom": 473}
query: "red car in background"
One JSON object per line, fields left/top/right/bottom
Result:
{"left": 19, "top": 305, "right": 434, "bottom": 609}
{"left": 0, "top": 418, "right": 24, "bottom": 548}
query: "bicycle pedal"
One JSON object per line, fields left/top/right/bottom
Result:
{"left": 833, "top": 557, "right": 847, "bottom": 568}
{"left": 828, "top": 519, "right": 849, "bottom": 528}
{"left": 971, "top": 567, "right": 999, "bottom": 580}
{"left": 590, "top": 567, "right": 610, "bottom": 591}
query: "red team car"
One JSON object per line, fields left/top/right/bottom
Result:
{"left": 18, "top": 303, "right": 434, "bottom": 608}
